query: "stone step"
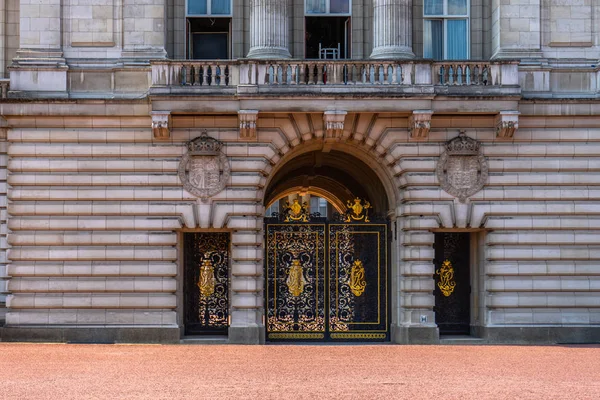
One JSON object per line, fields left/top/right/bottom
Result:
{"left": 180, "top": 336, "right": 229, "bottom": 345}
{"left": 439, "top": 335, "right": 487, "bottom": 345}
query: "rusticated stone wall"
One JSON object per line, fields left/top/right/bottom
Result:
{"left": 2, "top": 108, "right": 600, "bottom": 343}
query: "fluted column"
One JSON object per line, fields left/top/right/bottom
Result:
{"left": 247, "top": 0, "right": 291, "bottom": 59}
{"left": 370, "top": 0, "right": 415, "bottom": 59}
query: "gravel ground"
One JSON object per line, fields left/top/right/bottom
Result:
{"left": 0, "top": 343, "right": 599, "bottom": 399}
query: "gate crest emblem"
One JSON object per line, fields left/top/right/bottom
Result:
{"left": 179, "top": 132, "right": 230, "bottom": 200}
{"left": 436, "top": 132, "right": 488, "bottom": 202}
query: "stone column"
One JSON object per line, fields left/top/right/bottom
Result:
{"left": 370, "top": 0, "right": 415, "bottom": 59}
{"left": 247, "top": 0, "right": 291, "bottom": 59}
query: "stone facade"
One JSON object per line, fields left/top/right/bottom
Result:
{"left": 0, "top": 0, "right": 599, "bottom": 344}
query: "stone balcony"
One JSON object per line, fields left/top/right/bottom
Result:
{"left": 150, "top": 60, "right": 521, "bottom": 98}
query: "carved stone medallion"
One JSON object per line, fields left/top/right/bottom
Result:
{"left": 178, "top": 132, "right": 230, "bottom": 199}
{"left": 436, "top": 132, "right": 488, "bottom": 203}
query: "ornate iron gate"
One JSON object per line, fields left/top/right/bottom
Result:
{"left": 265, "top": 199, "right": 389, "bottom": 341}
{"left": 184, "top": 232, "right": 230, "bottom": 335}
{"left": 433, "top": 232, "right": 470, "bottom": 335}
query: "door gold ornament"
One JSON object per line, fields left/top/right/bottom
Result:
{"left": 198, "top": 252, "right": 217, "bottom": 298}
{"left": 349, "top": 260, "right": 367, "bottom": 296}
{"left": 345, "top": 198, "right": 371, "bottom": 222}
{"left": 436, "top": 259, "right": 456, "bottom": 297}
{"left": 284, "top": 198, "right": 309, "bottom": 222}
{"left": 286, "top": 256, "right": 307, "bottom": 297}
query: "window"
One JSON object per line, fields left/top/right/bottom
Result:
{"left": 310, "top": 196, "right": 328, "bottom": 217}
{"left": 305, "top": 0, "right": 351, "bottom": 59}
{"left": 423, "top": 0, "right": 469, "bottom": 60}
{"left": 265, "top": 200, "right": 280, "bottom": 217}
{"left": 305, "top": 0, "right": 351, "bottom": 15}
{"left": 187, "top": 0, "right": 231, "bottom": 16}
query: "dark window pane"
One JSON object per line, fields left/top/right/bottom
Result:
{"left": 424, "top": 19, "right": 443, "bottom": 60}
{"left": 188, "top": 0, "right": 207, "bottom": 15}
{"left": 211, "top": 0, "right": 230, "bottom": 14}
{"left": 448, "top": 0, "right": 467, "bottom": 15}
{"left": 424, "top": 0, "right": 443, "bottom": 15}
{"left": 330, "top": 0, "right": 350, "bottom": 14}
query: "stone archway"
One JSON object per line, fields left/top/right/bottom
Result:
{"left": 262, "top": 144, "right": 398, "bottom": 342}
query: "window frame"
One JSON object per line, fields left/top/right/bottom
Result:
{"left": 186, "top": 0, "right": 233, "bottom": 17}
{"left": 304, "top": 0, "right": 352, "bottom": 16}
{"left": 423, "top": 0, "right": 470, "bottom": 60}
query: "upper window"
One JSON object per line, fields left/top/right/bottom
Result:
{"left": 423, "top": 0, "right": 469, "bottom": 60}
{"left": 187, "top": 0, "right": 232, "bottom": 16}
{"left": 306, "top": 0, "right": 351, "bottom": 15}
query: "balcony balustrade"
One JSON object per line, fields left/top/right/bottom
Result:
{"left": 150, "top": 60, "right": 520, "bottom": 96}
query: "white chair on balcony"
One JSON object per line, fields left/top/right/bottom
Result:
{"left": 319, "top": 43, "right": 341, "bottom": 60}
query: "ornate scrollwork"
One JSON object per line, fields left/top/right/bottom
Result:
{"left": 344, "top": 198, "right": 371, "bottom": 223}
{"left": 349, "top": 260, "right": 367, "bottom": 297}
{"left": 436, "top": 259, "right": 456, "bottom": 297}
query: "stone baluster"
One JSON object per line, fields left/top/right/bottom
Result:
{"left": 247, "top": 0, "right": 292, "bottom": 59}
{"left": 371, "top": 0, "right": 415, "bottom": 59}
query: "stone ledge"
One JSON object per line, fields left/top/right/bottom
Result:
{"left": 0, "top": 326, "right": 180, "bottom": 344}
{"left": 391, "top": 324, "right": 440, "bottom": 344}
{"left": 481, "top": 326, "right": 600, "bottom": 345}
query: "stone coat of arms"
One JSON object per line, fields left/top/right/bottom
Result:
{"left": 178, "top": 132, "right": 230, "bottom": 200}
{"left": 436, "top": 132, "right": 488, "bottom": 202}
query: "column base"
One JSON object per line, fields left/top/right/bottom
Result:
{"left": 370, "top": 46, "right": 415, "bottom": 60}
{"left": 391, "top": 324, "right": 440, "bottom": 344}
{"left": 246, "top": 46, "right": 291, "bottom": 59}
{"left": 228, "top": 325, "right": 265, "bottom": 344}
{"left": 0, "top": 326, "right": 181, "bottom": 344}
{"left": 491, "top": 49, "right": 544, "bottom": 61}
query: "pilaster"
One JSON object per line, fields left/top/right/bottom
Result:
{"left": 10, "top": 0, "right": 68, "bottom": 95}
{"left": 491, "top": 0, "right": 543, "bottom": 61}
{"left": 247, "top": 0, "right": 291, "bottom": 59}
{"left": 370, "top": 0, "right": 415, "bottom": 59}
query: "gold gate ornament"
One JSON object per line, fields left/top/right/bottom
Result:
{"left": 286, "top": 257, "right": 307, "bottom": 297}
{"left": 345, "top": 198, "right": 371, "bottom": 222}
{"left": 284, "top": 199, "right": 309, "bottom": 222}
{"left": 349, "top": 260, "right": 367, "bottom": 297}
{"left": 436, "top": 259, "right": 456, "bottom": 297}
{"left": 198, "top": 253, "right": 217, "bottom": 297}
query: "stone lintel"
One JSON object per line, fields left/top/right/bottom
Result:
{"left": 151, "top": 111, "right": 171, "bottom": 140}
{"left": 495, "top": 111, "right": 520, "bottom": 139}
{"left": 239, "top": 110, "right": 259, "bottom": 139}
{"left": 323, "top": 111, "right": 348, "bottom": 139}
{"left": 408, "top": 110, "right": 433, "bottom": 139}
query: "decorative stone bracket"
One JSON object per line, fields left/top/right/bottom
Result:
{"left": 323, "top": 111, "right": 347, "bottom": 139}
{"left": 495, "top": 111, "right": 519, "bottom": 139}
{"left": 151, "top": 111, "right": 171, "bottom": 140}
{"left": 409, "top": 110, "right": 433, "bottom": 139}
{"left": 239, "top": 110, "right": 259, "bottom": 139}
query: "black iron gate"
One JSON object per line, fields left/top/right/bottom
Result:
{"left": 184, "top": 232, "right": 230, "bottom": 335}
{"left": 433, "top": 232, "right": 471, "bottom": 335}
{"left": 265, "top": 199, "right": 389, "bottom": 341}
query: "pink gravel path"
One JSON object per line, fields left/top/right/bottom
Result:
{"left": 0, "top": 343, "right": 599, "bottom": 399}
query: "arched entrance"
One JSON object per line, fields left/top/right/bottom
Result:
{"left": 263, "top": 149, "right": 394, "bottom": 342}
